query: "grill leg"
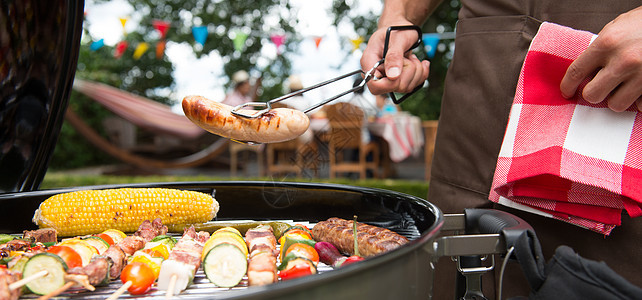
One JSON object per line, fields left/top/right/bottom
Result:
{"left": 455, "top": 255, "right": 492, "bottom": 300}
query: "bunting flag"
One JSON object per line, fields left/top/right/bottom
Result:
{"left": 422, "top": 33, "right": 440, "bottom": 59}
{"left": 350, "top": 36, "right": 363, "bottom": 52}
{"left": 270, "top": 33, "right": 286, "bottom": 54}
{"left": 152, "top": 20, "right": 171, "bottom": 39}
{"left": 119, "top": 17, "right": 129, "bottom": 36}
{"left": 133, "top": 42, "right": 149, "bottom": 60}
{"left": 232, "top": 30, "right": 249, "bottom": 52}
{"left": 192, "top": 26, "right": 208, "bottom": 46}
{"left": 314, "top": 36, "right": 323, "bottom": 49}
{"left": 86, "top": 14, "right": 454, "bottom": 61}
{"left": 156, "top": 40, "right": 166, "bottom": 59}
{"left": 90, "top": 39, "right": 105, "bottom": 51}
{"left": 114, "top": 41, "right": 128, "bottom": 58}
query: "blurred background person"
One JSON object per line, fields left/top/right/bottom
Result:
{"left": 222, "top": 70, "right": 262, "bottom": 107}
{"left": 349, "top": 77, "right": 378, "bottom": 121}
{"left": 375, "top": 93, "right": 398, "bottom": 118}
{"left": 281, "top": 75, "right": 308, "bottom": 111}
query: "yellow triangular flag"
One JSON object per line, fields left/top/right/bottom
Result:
{"left": 133, "top": 42, "right": 149, "bottom": 60}
{"left": 350, "top": 36, "right": 364, "bottom": 52}
{"left": 119, "top": 17, "right": 129, "bottom": 35}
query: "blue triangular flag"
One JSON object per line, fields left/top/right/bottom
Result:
{"left": 422, "top": 33, "right": 440, "bottom": 59}
{"left": 90, "top": 39, "right": 105, "bottom": 51}
{"left": 192, "top": 26, "right": 208, "bottom": 46}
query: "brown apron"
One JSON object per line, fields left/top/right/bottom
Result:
{"left": 428, "top": 0, "right": 642, "bottom": 298}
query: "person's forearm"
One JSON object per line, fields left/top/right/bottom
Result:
{"left": 379, "top": 0, "right": 443, "bottom": 27}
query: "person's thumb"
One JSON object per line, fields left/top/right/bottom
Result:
{"left": 384, "top": 47, "right": 404, "bottom": 80}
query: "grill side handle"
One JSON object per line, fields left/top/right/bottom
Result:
{"left": 463, "top": 208, "right": 536, "bottom": 251}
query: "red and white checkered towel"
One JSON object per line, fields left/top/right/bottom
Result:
{"left": 373, "top": 114, "right": 424, "bottom": 162}
{"left": 489, "top": 22, "right": 642, "bottom": 235}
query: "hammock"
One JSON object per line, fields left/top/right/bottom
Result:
{"left": 72, "top": 79, "right": 204, "bottom": 139}
{"left": 67, "top": 79, "right": 228, "bottom": 169}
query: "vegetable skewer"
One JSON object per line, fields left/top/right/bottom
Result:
{"left": 157, "top": 226, "right": 209, "bottom": 296}
{"left": 245, "top": 225, "right": 278, "bottom": 286}
{"left": 277, "top": 225, "right": 318, "bottom": 281}
{"left": 201, "top": 227, "right": 249, "bottom": 288}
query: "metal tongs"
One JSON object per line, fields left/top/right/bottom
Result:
{"left": 231, "top": 25, "right": 424, "bottom": 119}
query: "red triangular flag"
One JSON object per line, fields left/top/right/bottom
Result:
{"left": 114, "top": 41, "right": 128, "bottom": 58}
{"left": 152, "top": 20, "right": 170, "bottom": 39}
{"left": 314, "top": 36, "right": 322, "bottom": 49}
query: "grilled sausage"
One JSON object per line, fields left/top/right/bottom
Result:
{"left": 311, "top": 217, "right": 409, "bottom": 258}
{"left": 182, "top": 95, "right": 310, "bottom": 144}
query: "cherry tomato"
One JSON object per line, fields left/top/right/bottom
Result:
{"left": 47, "top": 245, "right": 83, "bottom": 269}
{"left": 121, "top": 262, "right": 155, "bottom": 295}
{"left": 284, "top": 243, "right": 319, "bottom": 265}
{"left": 95, "top": 233, "right": 115, "bottom": 246}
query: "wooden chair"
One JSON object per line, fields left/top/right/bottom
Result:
{"left": 325, "top": 102, "right": 380, "bottom": 179}
{"left": 229, "top": 142, "right": 264, "bottom": 177}
{"left": 422, "top": 120, "right": 439, "bottom": 180}
{"left": 265, "top": 103, "right": 319, "bottom": 177}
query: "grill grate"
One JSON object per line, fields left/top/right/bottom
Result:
{"left": 17, "top": 220, "right": 418, "bottom": 299}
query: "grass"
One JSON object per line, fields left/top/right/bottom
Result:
{"left": 41, "top": 172, "right": 429, "bottom": 199}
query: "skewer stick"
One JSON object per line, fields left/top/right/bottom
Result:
{"left": 38, "top": 281, "right": 75, "bottom": 300}
{"left": 106, "top": 281, "right": 132, "bottom": 300}
{"left": 9, "top": 270, "right": 48, "bottom": 290}
{"left": 64, "top": 274, "right": 95, "bottom": 291}
{"left": 165, "top": 274, "right": 177, "bottom": 299}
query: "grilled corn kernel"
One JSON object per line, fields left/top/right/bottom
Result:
{"left": 32, "top": 188, "right": 219, "bottom": 237}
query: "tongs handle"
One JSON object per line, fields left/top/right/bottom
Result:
{"left": 231, "top": 25, "right": 424, "bottom": 119}
{"left": 381, "top": 25, "right": 424, "bottom": 104}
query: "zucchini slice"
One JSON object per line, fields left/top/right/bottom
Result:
{"left": 82, "top": 236, "right": 110, "bottom": 254}
{"left": 203, "top": 243, "right": 248, "bottom": 288}
{"left": 23, "top": 252, "right": 68, "bottom": 295}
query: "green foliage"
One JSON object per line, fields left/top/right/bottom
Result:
{"left": 130, "top": 0, "right": 300, "bottom": 100}
{"left": 41, "top": 173, "right": 429, "bottom": 199}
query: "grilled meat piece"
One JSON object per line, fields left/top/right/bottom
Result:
{"left": 134, "top": 218, "right": 168, "bottom": 242}
{"left": 104, "top": 245, "right": 126, "bottom": 280}
{"left": 0, "top": 268, "right": 21, "bottom": 300}
{"left": 116, "top": 236, "right": 146, "bottom": 256}
{"left": 157, "top": 226, "right": 209, "bottom": 294}
{"left": 22, "top": 228, "right": 57, "bottom": 244}
{"left": 68, "top": 255, "right": 111, "bottom": 286}
{"left": 104, "top": 219, "right": 167, "bottom": 280}
{"left": 0, "top": 239, "right": 32, "bottom": 258}
{"left": 245, "top": 225, "right": 278, "bottom": 286}
{"left": 312, "top": 217, "right": 408, "bottom": 257}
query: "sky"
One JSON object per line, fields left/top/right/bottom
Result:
{"left": 83, "top": 0, "right": 382, "bottom": 111}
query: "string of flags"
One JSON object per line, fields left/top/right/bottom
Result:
{"left": 422, "top": 32, "right": 455, "bottom": 59}
{"left": 87, "top": 14, "right": 454, "bottom": 60}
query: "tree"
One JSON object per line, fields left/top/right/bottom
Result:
{"left": 51, "top": 0, "right": 304, "bottom": 169}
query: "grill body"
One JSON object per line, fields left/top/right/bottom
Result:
{"left": 0, "top": 181, "right": 443, "bottom": 299}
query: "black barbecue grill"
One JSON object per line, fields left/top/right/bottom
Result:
{"left": 0, "top": 181, "right": 534, "bottom": 299}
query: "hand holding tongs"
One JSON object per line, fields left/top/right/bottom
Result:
{"left": 231, "top": 25, "right": 424, "bottom": 119}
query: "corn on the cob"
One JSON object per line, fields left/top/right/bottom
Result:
{"left": 32, "top": 188, "right": 219, "bottom": 237}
